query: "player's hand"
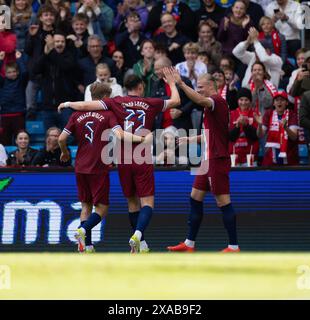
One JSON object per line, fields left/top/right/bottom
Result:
{"left": 0, "top": 51, "right": 5, "bottom": 60}
{"left": 143, "top": 132, "right": 153, "bottom": 144}
{"left": 170, "top": 108, "right": 182, "bottom": 119}
{"left": 58, "top": 103, "right": 65, "bottom": 113}
{"left": 60, "top": 150, "right": 70, "bottom": 162}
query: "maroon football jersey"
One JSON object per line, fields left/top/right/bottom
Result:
{"left": 202, "top": 94, "right": 230, "bottom": 160}
{"left": 99, "top": 96, "right": 167, "bottom": 132}
{"left": 63, "top": 110, "right": 120, "bottom": 174}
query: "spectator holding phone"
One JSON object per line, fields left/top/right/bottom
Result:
{"left": 290, "top": 51, "right": 310, "bottom": 98}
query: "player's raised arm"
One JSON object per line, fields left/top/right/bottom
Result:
{"left": 169, "top": 68, "right": 214, "bottom": 109}
{"left": 162, "top": 67, "right": 181, "bottom": 109}
{"left": 58, "top": 100, "right": 104, "bottom": 113}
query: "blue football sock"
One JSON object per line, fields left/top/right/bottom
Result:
{"left": 187, "top": 197, "right": 203, "bottom": 241}
{"left": 136, "top": 206, "right": 153, "bottom": 234}
{"left": 82, "top": 213, "right": 102, "bottom": 233}
{"left": 129, "top": 211, "right": 144, "bottom": 241}
{"left": 79, "top": 220, "right": 92, "bottom": 246}
{"left": 220, "top": 203, "right": 238, "bottom": 245}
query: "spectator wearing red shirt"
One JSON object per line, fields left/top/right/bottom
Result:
{"left": 229, "top": 88, "right": 260, "bottom": 166}
{"left": 0, "top": 13, "right": 17, "bottom": 77}
{"left": 257, "top": 91, "right": 299, "bottom": 166}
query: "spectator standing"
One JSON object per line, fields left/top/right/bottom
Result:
{"left": 6, "top": 130, "right": 39, "bottom": 166}
{"left": 229, "top": 88, "right": 260, "bottom": 166}
{"left": 10, "top": 0, "right": 36, "bottom": 52}
{"left": 196, "top": 0, "right": 226, "bottom": 36}
{"left": 84, "top": 63, "right": 123, "bottom": 100}
{"left": 176, "top": 42, "right": 208, "bottom": 90}
{"left": 0, "top": 51, "right": 27, "bottom": 146}
{"left": 112, "top": 49, "right": 129, "bottom": 86}
{"left": 46, "top": 0, "right": 72, "bottom": 34}
{"left": 0, "top": 10, "right": 17, "bottom": 78}
{"left": 115, "top": 11, "right": 146, "bottom": 68}
{"left": 300, "top": 90, "right": 310, "bottom": 154}
{"left": 257, "top": 91, "right": 299, "bottom": 166}
{"left": 232, "top": 27, "right": 283, "bottom": 88}
{"left": 33, "top": 32, "right": 78, "bottom": 130}
{"left": 154, "top": 13, "right": 190, "bottom": 65}
{"left": 265, "top": 0, "right": 302, "bottom": 57}
{"left": 147, "top": 0, "right": 197, "bottom": 40}
{"left": 133, "top": 40, "right": 156, "bottom": 97}
{"left": 196, "top": 21, "right": 222, "bottom": 67}
{"left": 78, "top": 35, "right": 117, "bottom": 87}
{"left": 217, "top": 0, "right": 252, "bottom": 57}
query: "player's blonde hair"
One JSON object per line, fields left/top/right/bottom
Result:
{"left": 90, "top": 82, "right": 112, "bottom": 100}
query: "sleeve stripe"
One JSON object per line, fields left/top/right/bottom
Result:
{"left": 63, "top": 128, "right": 71, "bottom": 135}
{"left": 111, "top": 125, "right": 121, "bottom": 132}
{"left": 99, "top": 100, "right": 108, "bottom": 110}
{"left": 162, "top": 100, "right": 168, "bottom": 112}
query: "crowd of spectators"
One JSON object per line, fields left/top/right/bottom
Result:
{"left": 0, "top": 0, "right": 310, "bottom": 168}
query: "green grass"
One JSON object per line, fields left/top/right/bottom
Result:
{"left": 0, "top": 253, "right": 310, "bottom": 299}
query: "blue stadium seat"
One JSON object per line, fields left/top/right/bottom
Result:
{"left": 5, "top": 146, "right": 16, "bottom": 155}
{"left": 26, "top": 121, "right": 45, "bottom": 135}
{"left": 26, "top": 121, "right": 45, "bottom": 144}
{"left": 68, "top": 146, "right": 78, "bottom": 165}
{"left": 299, "top": 144, "right": 309, "bottom": 165}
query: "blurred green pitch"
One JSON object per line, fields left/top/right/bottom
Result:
{"left": 0, "top": 253, "right": 310, "bottom": 299}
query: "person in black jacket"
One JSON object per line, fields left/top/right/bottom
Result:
{"left": 150, "top": 56, "right": 193, "bottom": 132}
{"left": 33, "top": 31, "right": 79, "bottom": 131}
{"left": 7, "top": 130, "right": 38, "bottom": 167}
{"left": 32, "top": 127, "right": 71, "bottom": 167}
{"left": 146, "top": 0, "right": 197, "bottom": 40}
{"left": 24, "top": 4, "right": 56, "bottom": 118}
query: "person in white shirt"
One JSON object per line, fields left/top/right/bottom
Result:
{"left": 0, "top": 144, "right": 8, "bottom": 167}
{"left": 265, "top": 0, "right": 303, "bottom": 57}
{"left": 84, "top": 63, "right": 123, "bottom": 101}
{"left": 175, "top": 42, "right": 208, "bottom": 90}
{"left": 232, "top": 27, "right": 283, "bottom": 88}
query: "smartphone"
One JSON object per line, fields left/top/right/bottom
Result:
{"left": 302, "top": 63, "right": 308, "bottom": 72}
{"left": 274, "top": 9, "right": 280, "bottom": 14}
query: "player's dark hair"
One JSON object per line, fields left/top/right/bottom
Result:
{"left": 124, "top": 75, "right": 144, "bottom": 91}
{"left": 90, "top": 82, "right": 112, "bottom": 100}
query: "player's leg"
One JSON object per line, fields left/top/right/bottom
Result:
{"left": 211, "top": 158, "right": 239, "bottom": 253}
{"left": 78, "top": 202, "right": 92, "bottom": 252}
{"left": 75, "top": 172, "right": 110, "bottom": 252}
{"left": 215, "top": 194, "right": 239, "bottom": 253}
{"left": 167, "top": 187, "right": 206, "bottom": 252}
{"left": 129, "top": 163, "right": 155, "bottom": 253}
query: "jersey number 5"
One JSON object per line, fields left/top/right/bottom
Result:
{"left": 85, "top": 121, "right": 94, "bottom": 143}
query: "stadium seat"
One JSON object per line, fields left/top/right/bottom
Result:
{"left": 4, "top": 146, "right": 16, "bottom": 155}
{"left": 299, "top": 144, "right": 309, "bottom": 165}
{"left": 26, "top": 121, "right": 45, "bottom": 144}
{"left": 68, "top": 146, "right": 78, "bottom": 165}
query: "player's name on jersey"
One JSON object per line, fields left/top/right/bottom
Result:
{"left": 121, "top": 101, "right": 150, "bottom": 110}
{"left": 77, "top": 112, "right": 105, "bottom": 123}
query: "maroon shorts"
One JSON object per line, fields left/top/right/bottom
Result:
{"left": 192, "top": 158, "right": 230, "bottom": 195}
{"left": 118, "top": 163, "right": 155, "bottom": 198}
{"left": 76, "top": 172, "right": 110, "bottom": 205}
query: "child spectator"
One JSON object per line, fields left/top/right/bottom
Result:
{"left": 0, "top": 51, "right": 27, "bottom": 146}
{"left": 45, "top": 0, "right": 72, "bottom": 34}
{"left": 0, "top": 11, "right": 17, "bottom": 77}
{"left": 84, "top": 63, "right": 123, "bottom": 100}
{"left": 175, "top": 42, "right": 207, "bottom": 90}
